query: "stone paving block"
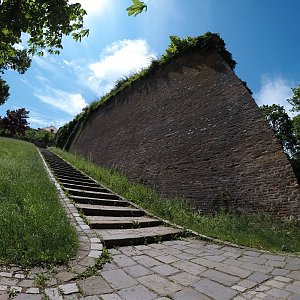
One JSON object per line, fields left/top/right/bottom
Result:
{"left": 193, "top": 278, "right": 238, "bottom": 300}
{"left": 0, "top": 278, "right": 18, "bottom": 286}
{"left": 0, "top": 286, "right": 7, "bottom": 291}
{"left": 148, "top": 243, "right": 167, "bottom": 250}
{"left": 202, "top": 255, "right": 227, "bottom": 263}
{"left": 151, "top": 264, "right": 179, "bottom": 276}
{"left": 100, "top": 294, "right": 122, "bottom": 300}
{"left": 265, "top": 260, "right": 286, "bottom": 268}
{"left": 112, "top": 255, "right": 136, "bottom": 268}
{"left": 59, "top": 283, "right": 79, "bottom": 295}
{"left": 123, "top": 264, "right": 152, "bottom": 278}
{"left": 265, "top": 279, "right": 286, "bottom": 289}
{"left": 288, "top": 271, "right": 300, "bottom": 281}
{"left": 201, "top": 269, "right": 240, "bottom": 286}
{"left": 88, "top": 251, "right": 102, "bottom": 258}
{"left": 174, "top": 252, "right": 196, "bottom": 260}
{"left": 171, "top": 244, "right": 189, "bottom": 250}
{"left": 137, "top": 274, "right": 182, "bottom": 296}
{"left": 0, "top": 273, "right": 12, "bottom": 278}
{"left": 231, "top": 285, "right": 247, "bottom": 292}
{"left": 45, "top": 287, "right": 63, "bottom": 300}
{"left": 64, "top": 294, "right": 80, "bottom": 300}
{"left": 169, "top": 272, "right": 201, "bottom": 287}
{"left": 288, "top": 294, "right": 300, "bottom": 300}
{"left": 143, "top": 249, "right": 165, "bottom": 257}
{"left": 238, "top": 256, "right": 267, "bottom": 265}
{"left": 273, "top": 276, "right": 293, "bottom": 283}
{"left": 235, "top": 279, "right": 258, "bottom": 289}
{"left": 91, "top": 243, "right": 103, "bottom": 251}
{"left": 109, "top": 249, "right": 121, "bottom": 255}
{"left": 285, "top": 262, "right": 300, "bottom": 271}
{"left": 117, "top": 284, "right": 157, "bottom": 300}
{"left": 0, "top": 292, "right": 8, "bottom": 300}
{"left": 14, "top": 294, "right": 42, "bottom": 300}
{"left": 171, "top": 260, "right": 206, "bottom": 275}
{"left": 222, "top": 251, "right": 241, "bottom": 259}
{"left": 240, "top": 262, "right": 273, "bottom": 273}
{"left": 182, "top": 247, "right": 201, "bottom": 255}
{"left": 254, "top": 285, "right": 271, "bottom": 292}
{"left": 101, "top": 263, "right": 119, "bottom": 272}
{"left": 243, "top": 251, "right": 261, "bottom": 257}
{"left": 271, "top": 268, "right": 290, "bottom": 276}
{"left": 55, "top": 272, "right": 77, "bottom": 282}
{"left": 135, "top": 245, "right": 152, "bottom": 251}
{"left": 260, "top": 254, "right": 286, "bottom": 262}
{"left": 119, "top": 247, "right": 143, "bottom": 257}
{"left": 77, "top": 276, "right": 113, "bottom": 296}
{"left": 155, "top": 254, "right": 179, "bottom": 264}
{"left": 26, "top": 287, "right": 40, "bottom": 294}
{"left": 132, "top": 255, "right": 161, "bottom": 268}
{"left": 247, "top": 272, "right": 271, "bottom": 283}
{"left": 266, "top": 287, "right": 291, "bottom": 298}
{"left": 215, "top": 263, "right": 253, "bottom": 278}
{"left": 162, "top": 247, "right": 182, "bottom": 256}
{"left": 80, "top": 296, "right": 100, "bottom": 300}
{"left": 222, "top": 258, "right": 243, "bottom": 267}
{"left": 286, "top": 283, "right": 300, "bottom": 294}
{"left": 190, "top": 257, "right": 220, "bottom": 269}
{"left": 101, "top": 269, "right": 138, "bottom": 289}
{"left": 172, "top": 287, "right": 211, "bottom": 300}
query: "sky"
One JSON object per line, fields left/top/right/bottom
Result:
{"left": 1, "top": 0, "right": 300, "bottom": 129}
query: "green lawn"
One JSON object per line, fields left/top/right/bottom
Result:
{"left": 0, "top": 138, "right": 78, "bottom": 267}
{"left": 51, "top": 147, "right": 300, "bottom": 254}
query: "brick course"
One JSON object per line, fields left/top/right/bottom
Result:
{"left": 70, "top": 49, "right": 300, "bottom": 216}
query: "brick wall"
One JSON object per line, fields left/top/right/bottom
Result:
{"left": 70, "top": 49, "right": 300, "bottom": 216}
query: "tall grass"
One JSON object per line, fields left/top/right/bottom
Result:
{"left": 51, "top": 147, "right": 300, "bottom": 254}
{"left": 0, "top": 138, "right": 78, "bottom": 267}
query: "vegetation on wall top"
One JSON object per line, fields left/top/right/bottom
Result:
{"left": 55, "top": 32, "right": 236, "bottom": 150}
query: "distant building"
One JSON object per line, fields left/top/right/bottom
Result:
{"left": 42, "top": 125, "right": 58, "bottom": 133}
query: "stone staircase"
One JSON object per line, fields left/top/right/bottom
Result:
{"left": 40, "top": 149, "right": 183, "bottom": 248}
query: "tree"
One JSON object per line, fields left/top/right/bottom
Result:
{"left": 260, "top": 104, "right": 299, "bottom": 156}
{"left": 0, "top": 108, "right": 29, "bottom": 136}
{"left": 288, "top": 84, "right": 300, "bottom": 112}
{"left": 0, "top": 0, "right": 89, "bottom": 105}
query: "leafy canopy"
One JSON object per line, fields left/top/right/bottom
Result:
{"left": 0, "top": 108, "right": 29, "bottom": 136}
{"left": 0, "top": 0, "right": 88, "bottom": 105}
{"left": 288, "top": 84, "right": 300, "bottom": 112}
{"left": 261, "top": 104, "right": 299, "bottom": 156}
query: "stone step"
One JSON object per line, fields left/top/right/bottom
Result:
{"left": 66, "top": 188, "right": 120, "bottom": 200}
{"left": 76, "top": 203, "right": 144, "bottom": 217}
{"left": 62, "top": 182, "right": 108, "bottom": 193}
{"left": 58, "top": 177, "right": 99, "bottom": 187}
{"left": 56, "top": 174, "right": 94, "bottom": 183}
{"left": 87, "top": 216, "right": 163, "bottom": 229}
{"left": 95, "top": 226, "right": 183, "bottom": 248}
{"left": 70, "top": 195, "right": 129, "bottom": 207}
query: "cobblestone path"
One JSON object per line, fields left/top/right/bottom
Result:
{"left": 0, "top": 238, "right": 299, "bottom": 299}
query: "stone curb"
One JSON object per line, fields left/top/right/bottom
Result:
{"left": 37, "top": 147, "right": 104, "bottom": 263}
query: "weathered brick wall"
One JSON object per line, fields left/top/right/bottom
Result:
{"left": 70, "top": 49, "right": 300, "bottom": 216}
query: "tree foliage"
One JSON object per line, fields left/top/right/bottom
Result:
{"left": 0, "top": 0, "right": 88, "bottom": 105}
{"left": 288, "top": 84, "right": 300, "bottom": 112}
{"left": 261, "top": 104, "right": 299, "bottom": 156}
{"left": 0, "top": 108, "right": 29, "bottom": 136}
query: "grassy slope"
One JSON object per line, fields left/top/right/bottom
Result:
{"left": 51, "top": 147, "right": 300, "bottom": 254}
{"left": 0, "top": 138, "right": 78, "bottom": 267}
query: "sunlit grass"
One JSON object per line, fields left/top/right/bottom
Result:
{"left": 51, "top": 147, "right": 300, "bottom": 254}
{"left": 0, "top": 138, "right": 78, "bottom": 267}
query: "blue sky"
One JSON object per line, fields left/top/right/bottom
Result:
{"left": 1, "top": 0, "right": 300, "bottom": 128}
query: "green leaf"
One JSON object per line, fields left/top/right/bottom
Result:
{"left": 126, "top": 0, "right": 147, "bottom": 17}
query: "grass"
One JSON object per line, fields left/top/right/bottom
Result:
{"left": 0, "top": 138, "right": 78, "bottom": 267}
{"left": 50, "top": 147, "right": 300, "bottom": 254}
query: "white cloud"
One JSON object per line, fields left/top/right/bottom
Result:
{"left": 86, "top": 39, "right": 156, "bottom": 95}
{"left": 69, "top": 0, "right": 109, "bottom": 16}
{"left": 35, "top": 88, "right": 87, "bottom": 115}
{"left": 254, "top": 75, "right": 295, "bottom": 115}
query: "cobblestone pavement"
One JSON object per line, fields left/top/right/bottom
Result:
{"left": 1, "top": 238, "right": 299, "bottom": 299}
